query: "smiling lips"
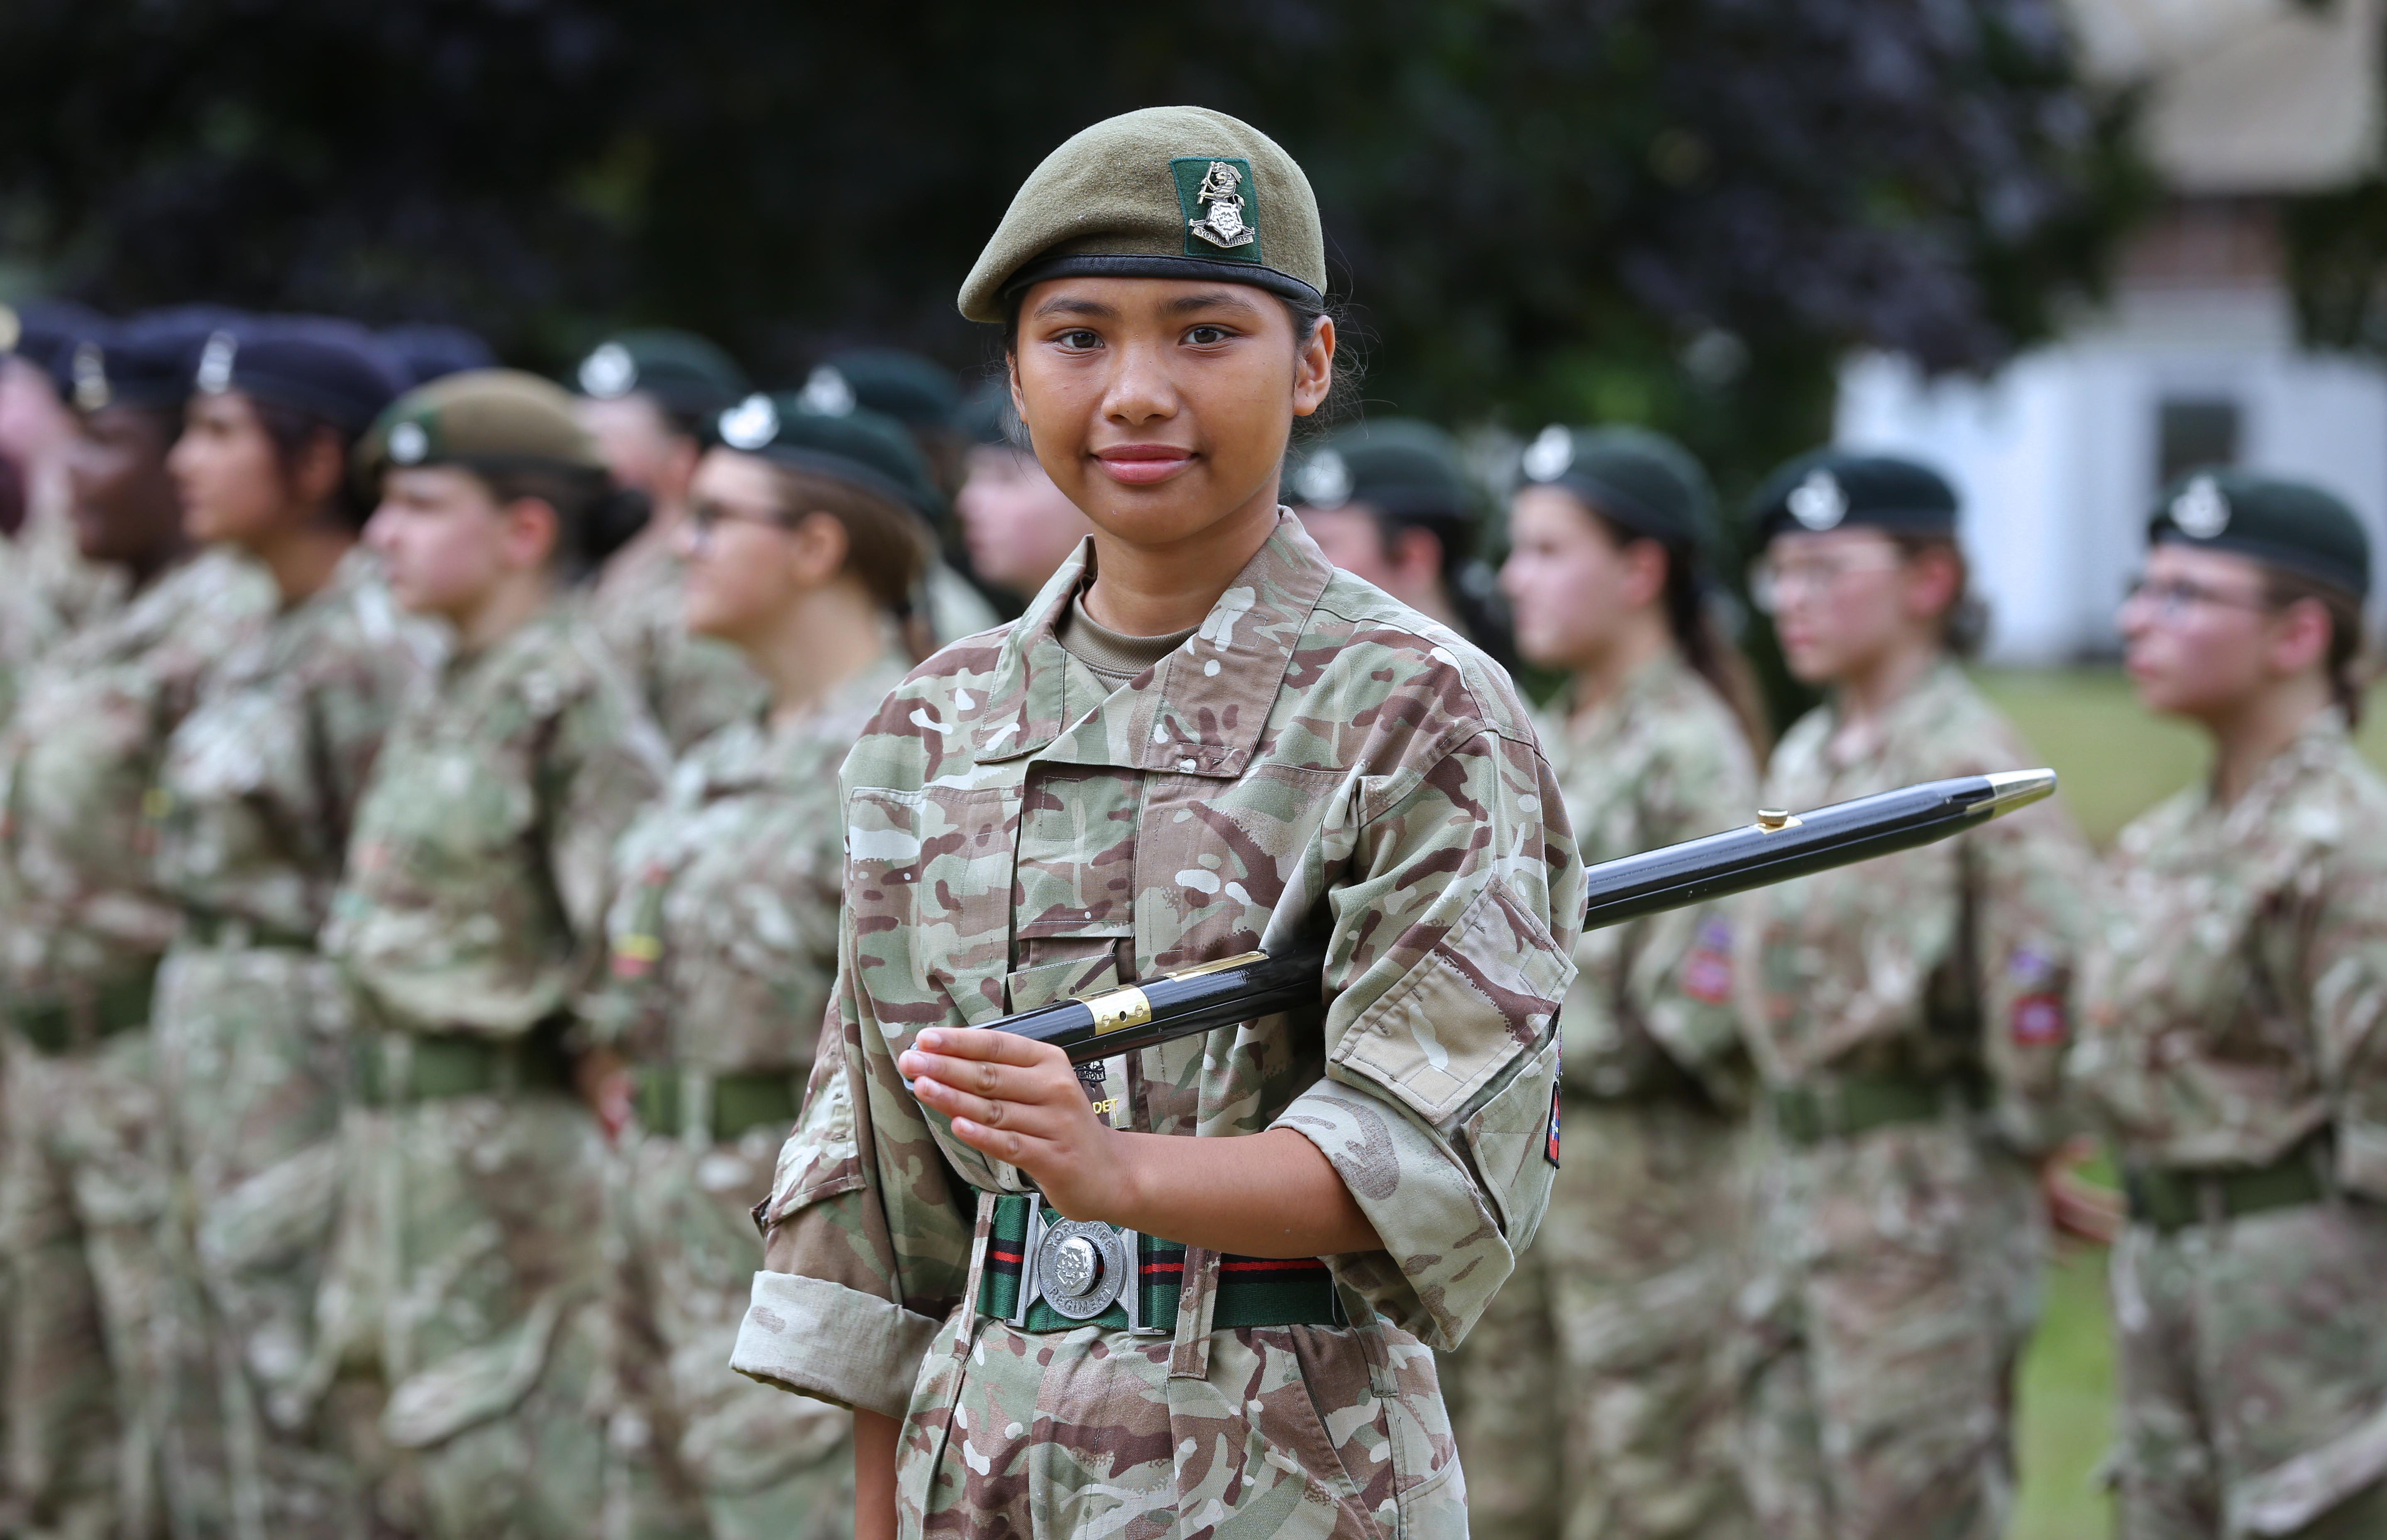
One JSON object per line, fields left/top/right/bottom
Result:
{"left": 1094, "top": 443, "right": 1194, "bottom": 486}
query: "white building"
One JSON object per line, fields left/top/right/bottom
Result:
{"left": 1835, "top": 0, "right": 2387, "bottom": 663}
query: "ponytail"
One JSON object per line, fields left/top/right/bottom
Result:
{"left": 1661, "top": 549, "right": 1772, "bottom": 762}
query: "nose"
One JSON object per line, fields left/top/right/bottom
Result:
{"left": 1099, "top": 335, "right": 1178, "bottom": 428}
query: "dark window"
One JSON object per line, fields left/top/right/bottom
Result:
{"left": 2156, "top": 397, "right": 2241, "bottom": 486}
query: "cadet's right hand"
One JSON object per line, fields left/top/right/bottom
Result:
{"left": 2040, "top": 1135, "right": 2123, "bottom": 1245}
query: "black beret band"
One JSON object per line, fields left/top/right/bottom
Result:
{"left": 2151, "top": 530, "right": 2368, "bottom": 598}
{"left": 1004, "top": 254, "right": 1323, "bottom": 310}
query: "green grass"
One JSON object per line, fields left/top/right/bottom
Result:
{"left": 1970, "top": 671, "right": 2387, "bottom": 1538}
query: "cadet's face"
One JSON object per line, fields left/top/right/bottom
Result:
{"left": 1501, "top": 488, "right": 1656, "bottom": 669}
{"left": 170, "top": 390, "right": 287, "bottom": 547}
{"left": 1009, "top": 277, "right": 1333, "bottom": 556}
{"left": 680, "top": 449, "right": 803, "bottom": 643}
{"left": 1763, "top": 528, "right": 1920, "bottom": 685}
{"left": 364, "top": 465, "right": 515, "bottom": 620}
{"left": 0, "top": 357, "right": 74, "bottom": 472}
{"left": 954, "top": 442, "right": 1095, "bottom": 598}
{"left": 66, "top": 405, "right": 183, "bottom": 566}
{"left": 578, "top": 393, "right": 695, "bottom": 506}
{"left": 2117, "top": 543, "right": 2280, "bottom": 719}
{"left": 1295, "top": 504, "right": 1396, "bottom": 589}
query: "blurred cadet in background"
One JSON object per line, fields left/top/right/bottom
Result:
{"left": 951, "top": 381, "right": 1095, "bottom": 613}
{"left": 574, "top": 329, "right": 768, "bottom": 752}
{"left": 793, "top": 347, "right": 1000, "bottom": 646}
{"left": 325, "top": 371, "right": 667, "bottom": 1538}
{"left": 0, "top": 300, "right": 131, "bottom": 688}
{"left": 589, "top": 395, "right": 941, "bottom": 1540}
{"left": 150, "top": 316, "right": 427, "bottom": 1537}
{"left": 1451, "top": 425, "right": 1763, "bottom": 1540}
{"left": 1286, "top": 417, "right": 1517, "bottom": 672}
{"left": 2072, "top": 473, "right": 2387, "bottom": 1540}
{"left": 0, "top": 308, "right": 275, "bottom": 1539}
{"left": 1734, "top": 451, "right": 2087, "bottom": 1540}
{"left": 378, "top": 321, "right": 498, "bottom": 388}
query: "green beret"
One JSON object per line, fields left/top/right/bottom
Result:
{"left": 1287, "top": 420, "right": 1472, "bottom": 525}
{"left": 574, "top": 329, "right": 747, "bottom": 422}
{"left": 1519, "top": 424, "right": 1717, "bottom": 556}
{"left": 803, "top": 348, "right": 961, "bottom": 430}
{"left": 713, "top": 393, "right": 947, "bottom": 525}
{"left": 952, "top": 380, "right": 1019, "bottom": 449}
{"left": 1750, "top": 449, "right": 1957, "bottom": 545}
{"left": 360, "top": 369, "right": 605, "bottom": 481}
{"left": 958, "top": 106, "right": 1326, "bottom": 324}
{"left": 2150, "top": 468, "right": 2371, "bottom": 599}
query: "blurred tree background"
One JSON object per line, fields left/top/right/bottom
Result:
{"left": 0, "top": 0, "right": 2147, "bottom": 507}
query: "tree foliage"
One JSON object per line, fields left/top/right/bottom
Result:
{"left": 0, "top": 0, "right": 2142, "bottom": 495}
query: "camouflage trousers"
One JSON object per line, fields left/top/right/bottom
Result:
{"left": 1737, "top": 1116, "right": 2041, "bottom": 1540}
{"left": 2111, "top": 1197, "right": 2387, "bottom": 1538}
{"left": 1447, "top": 1093, "right": 1752, "bottom": 1540}
{"left": 317, "top": 1076, "right": 610, "bottom": 1540}
{"left": 1, "top": 1022, "right": 173, "bottom": 1540}
{"left": 149, "top": 940, "right": 373, "bottom": 1538}
{"left": 603, "top": 1122, "right": 852, "bottom": 1540}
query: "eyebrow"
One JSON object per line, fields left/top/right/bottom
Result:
{"left": 1030, "top": 295, "right": 1118, "bottom": 320}
{"left": 1029, "top": 288, "right": 1266, "bottom": 321}
{"left": 1167, "top": 290, "right": 1261, "bottom": 316}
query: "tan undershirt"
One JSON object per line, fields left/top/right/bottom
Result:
{"left": 1054, "top": 594, "right": 1197, "bottom": 686}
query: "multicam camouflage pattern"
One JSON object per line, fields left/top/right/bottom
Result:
{"left": 0, "top": 474, "right": 126, "bottom": 722}
{"left": 0, "top": 548, "right": 274, "bottom": 1538}
{"left": 322, "top": 603, "right": 666, "bottom": 1539}
{"left": 589, "top": 654, "right": 906, "bottom": 1540}
{"left": 587, "top": 530, "right": 769, "bottom": 754}
{"left": 2072, "top": 710, "right": 2387, "bottom": 1537}
{"left": 1448, "top": 653, "right": 1759, "bottom": 1540}
{"left": 147, "top": 551, "right": 435, "bottom": 1538}
{"left": 731, "top": 516, "right": 1585, "bottom": 1538}
{"left": 1735, "top": 661, "right": 2089, "bottom": 1540}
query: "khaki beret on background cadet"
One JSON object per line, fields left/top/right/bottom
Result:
{"left": 958, "top": 105, "right": 1327, "bottom": 322}
{"left": 1519, "top": 423, "right": 1719, "bottom": 558}
{"left": 358, "top": 368, "right": 606, "bottom": 481}
{"left": 1748, "top": 447, "right": 1959, "bottom": 547}
{"left": 574, "top": 328, "right": 748, "bottom": 424}
{"left": 2150, "top": 467, "right": 2372, "bottom": 600}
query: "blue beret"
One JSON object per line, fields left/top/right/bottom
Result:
{"left": 197, "top": 317, "right": 408, "bottom": 436}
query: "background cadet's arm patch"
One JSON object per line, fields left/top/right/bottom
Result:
{"left": 1680, "top": 915, "right": 1735, "bottom": 1004}
{"left": 1546, "top": 1074, "right": 1562, "bottom": 1167}
{"left": 2010, "top": 992, "right": 2067, "bottom": 1047}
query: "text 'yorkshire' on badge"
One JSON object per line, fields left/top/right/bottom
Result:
{"left": 1172, "top": 156, "right": 1263, "bottom": 263}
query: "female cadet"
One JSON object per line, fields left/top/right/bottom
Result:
{"left": 1451, "top": 425, "right": 1764, "bottom": 1540}
{"left": 592, "top": 398, "right": 937, "bottom": 1540}
{"left": 321, "top": 370, "right": 667, "bottom": 1539}
{"left": 1734, "top": 451, "right": 2088, "bottom": 1540}
{"left": 729, "top": 107, "right": 1583, "bottom": 1540}
{"left": 152, "top": 318, "right": 424, "bottom": 1537}
{"left": 2071, "top": 472, "right": 2387, "bottom": 1540}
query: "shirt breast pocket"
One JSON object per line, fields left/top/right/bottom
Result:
{"left": 844, "top": 783, "right": 1019, "bottom": 1027}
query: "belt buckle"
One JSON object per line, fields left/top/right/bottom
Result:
{"left": 1035, "top": 1215, "right": 1129, "bottom": 1321}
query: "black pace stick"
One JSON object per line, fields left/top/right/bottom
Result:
{"left": 988, "top": 769, "right": 2057, "bottom": 1067}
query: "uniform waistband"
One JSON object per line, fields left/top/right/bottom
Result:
{"left": 976, "top": 1192, "right": 1341, "bottom": 1335}
{"left": 630, "top": 1064, "right": 799, "bottom": 1143}
{"left": 6, "top": 959, "right": 162, "bottom": 1055}
{"left": 181, "top": 909, "right": 316, "bottom": 952}
{"left": 1769, "top": 1070, "right": 1986, "bottom": 1146}
{"left": 2125, "top": 1135, "right": 2337, "bottom": 1234}
{"left": 354, "top": 1019, "right": 574, "bottom": 1106}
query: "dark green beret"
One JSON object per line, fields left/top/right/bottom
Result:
{"left": 959, "top": 106, "right": 1326, "bottom": 324}
{"left": 1750, "top": 449, "right": 1957, "bottom": 545}
{"left": 359, "top": 369, "right": 605, "bottom": 481}
{"left": 803, "top": 348, "right": 961, "bottom": 431}
{"left": 1287, "top": 420, "right": 1472, "bottom": 525}
{"left": 1519, "top": 424, "right": 1717, "bottom": 556}
{"left": 2150, "top": 467, "right": 2371, "bottom": 600}
{"left": 713, "top": 393, "right": 947, "bottom": 525}
{"left": 574, "top": 329, "right": 747, "bottom": 422}
{"left": 951, "top": 380, "right": 1020, "bottom": 449}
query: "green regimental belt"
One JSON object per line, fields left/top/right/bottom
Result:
{"left": 975, "top": 1192, "right": 1341, "bottom": 1335}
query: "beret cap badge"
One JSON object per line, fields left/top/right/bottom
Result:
{"left": 387, "top": 420, "right": 430, "bottom": 465}
{"left": 1186, "top": 159, "right": 1256, "bottom": 250}
{"left": 1294, "top": 448, "right": 1352, "bottom": 508}
{"left": 2170, "top": 475, "right": 2231, "bottom": 539}
{"left": 1788, "top": 469, "right": 1849, "bottom": 531}
{"left": 195, "top": 331, "right": 237, "bottom": 395}
{"left": 71, "top": 342, "right": 110, "bottom": 412}
{"left": 577, "top": 342, "right": 638, "bottom": 400}
{"left": 1521, "top": 425, "right": 1576, "bottom": 483}
{"left": 719, "top": 393, "right": 781, "bottom": 452}
{"left": 797, "top": 366, "right": 856, "bottom": 419}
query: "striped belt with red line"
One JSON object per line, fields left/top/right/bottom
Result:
{"left": 977, "top": 1191, "right": 1343, "bottom": 1334}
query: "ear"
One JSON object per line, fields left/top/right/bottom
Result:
{"left": 2267, "top": 595, "right": 2334, "bottom": 679}
{"left": 1902, "top": 544, "right": 1963, "bottom": 623}
{"left": 1290, "top": 315, "right": 1336, "bottom": 418}
{"left": 784, "top": 509, "right": 852, "bottom": 588}
{"left": 1618, "top": 537, "right": 1670, "bottom": 610}
{"left": 498, "top": 496, "right": 562, "bottom": 572}
{"left": 1388, "top": 524, "right": 1446, "bottom": 586}
{"left": 291, "top": 426, "right": 347, "bottom": 513}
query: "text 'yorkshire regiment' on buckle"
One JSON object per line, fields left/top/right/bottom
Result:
{"left": 1009, "top": 1193, "right": 1166, "bottom": 1334}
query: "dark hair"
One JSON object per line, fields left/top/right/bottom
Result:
{"left": 2262, "top": 568, "right": 2371, "bottom": 728}
{"left": 1890, "top": 534, "right": 1989, "bottom": 659}
{"left": 472, "top": 463, "right": 650, "bottom": 580}
{"left": 756, "top": 461, "right": 938, "bottom": 662}
{"left": 1584, "top": 507, "right": 1771, "bottom": 759}
{"left": 249, "top": 395, "right": 377, "bottom": 530}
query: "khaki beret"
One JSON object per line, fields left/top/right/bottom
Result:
{"left": 958, "top": 105, "right": 1326, "bottom": 324}
{"left": 359, "top": 369, "right": 604, "bottom": 480}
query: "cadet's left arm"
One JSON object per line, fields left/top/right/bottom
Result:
{"left": 542, "top": 683, "right": 671, "bottom": 945}
{"left": 1968, "top": 793, "right": 2094, "bottom": 1155}
{"left": 2305, "top": 840, "right": 2387, "bottom": 1199}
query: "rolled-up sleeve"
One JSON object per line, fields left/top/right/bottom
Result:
{"left": 1273, "top": 725, "right": 1583, "bottom": 1349}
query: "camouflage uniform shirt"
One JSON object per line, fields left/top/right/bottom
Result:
{"left": 588, "top": 529, "right": 769, "bottom": 756}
